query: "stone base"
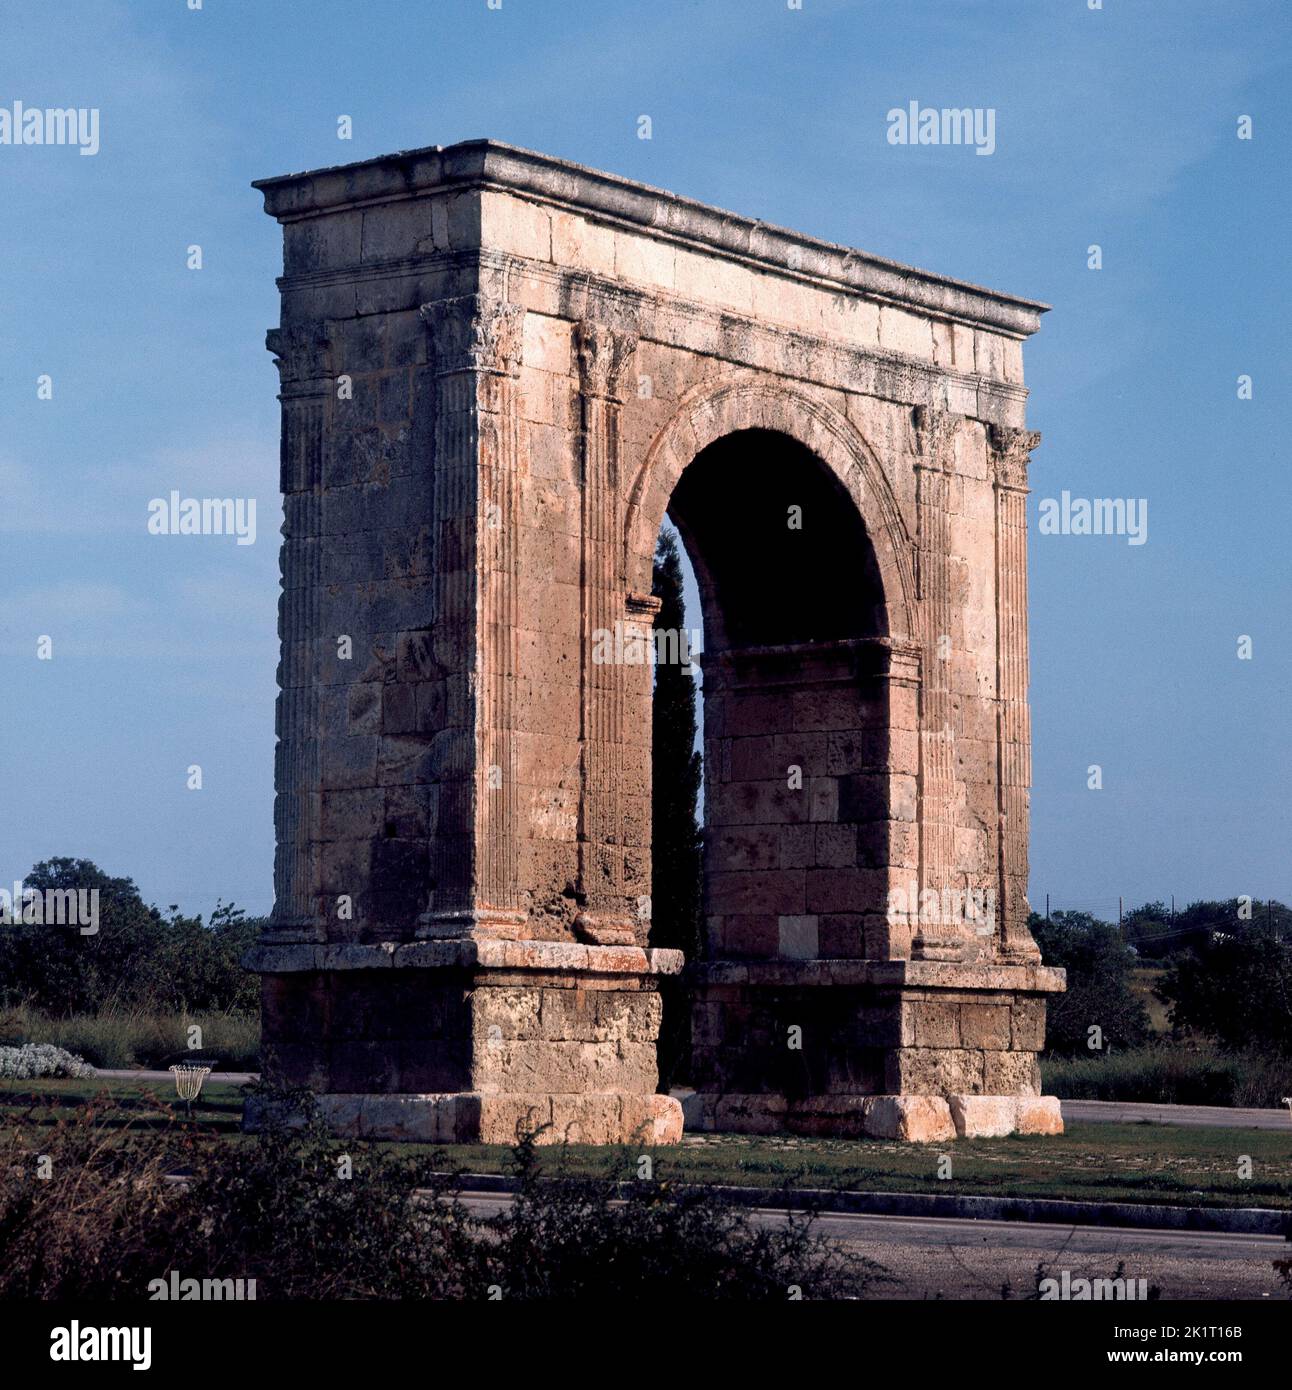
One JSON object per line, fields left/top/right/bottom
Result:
{"left": 244, "top": 939, "right": 685, "bottom": 1146}
{"left": 679, "top": 1091, "right": 1062, "bottom": 1141}
{"left": 689, "top": 957, "right": 1065, "bottom": 1141}
{"left": 245, "top": 1089, "right": 684, "bottom": 1145}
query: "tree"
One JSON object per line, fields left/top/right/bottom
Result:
{"left": 0, "top": 858, "right": 259, "bottom": 1014}
{"left": 1125, "top": 897, "right": 1291, "bottom": 961}
{"left": 650, "top": 529, "right": 704, "bottom": 1087}
{"left": 1030, "top": 910, "right": 1149, "bottom": 1056}
{"left": 1158, "top": 925, "right": 1292, "bottom": 1053}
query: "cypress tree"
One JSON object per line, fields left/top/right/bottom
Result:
{"left": 650, "top": 528, "right": 704, "bottom": 1086}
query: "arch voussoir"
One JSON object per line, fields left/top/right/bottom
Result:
{"left": 624, "top": 374, "right": 916, "bottom": 644}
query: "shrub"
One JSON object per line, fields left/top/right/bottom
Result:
{"left": 1124, "top": 898, "right": 1292, "bottom": 962}
{"left": 0, "top": 1042, "right": 95, "bottom": 1080}
{"left": 1041, "top": 1042, "right": 1291, "bottom": 1108}
{"left": 483, "top": 1131, "right": 879, "bottom": 1300}
{"left": 0, "top": 1092, "right": 193, "bottom": 1299}
{"left": 0, "top": 1088, "right": 881, "bottom": 1301}
{"left": 1030, "top": 910, "right": 1149, "bottom": 1056}
{"left": 1158, "top": 927, "right": 1292, "bottom": 1053}
{"left": 0, "top": 860, "right": 260, "bottom": 1015}
{"left": 0, "top": 1005, "right": 260, "bottom": 1070}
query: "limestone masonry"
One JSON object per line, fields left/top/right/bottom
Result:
{"left": 245, "top": 140, "right": 1064, "bottom": 1145}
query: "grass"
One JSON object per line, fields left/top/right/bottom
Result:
{"left": 1131, "top": 964, "right": 1172, "bottom": 1032}
{"left": 413, "top": 1125, "right": 1292, "bottom": 1212}
{"left": 0, "top": 1004, "right": 259, "bottom": 1070}
{"left": 1043, "top": 1044, "right": 1292, "bottom": 1108}
{"left": 0, "top": 1076, "right": 246, "bottom": 1135}
{"left": 4, "top": 1077, "right": 1290, "bottom": 1212}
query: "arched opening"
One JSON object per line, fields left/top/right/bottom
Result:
{"left": 670, "top": 429, "right": 888, "bottom": 651}
{"left": 648, "top": 428, "right": 895, "bottom": 1088}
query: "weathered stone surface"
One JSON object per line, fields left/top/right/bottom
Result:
{"left": 681, "top": 1092, "right": 957, "bottom": 1142}
{"left": 863, "top": 1096, "right": 958, "bottom": 1143}
{"left": 948, "top": 1094, "right": 1018, "bottom": 1139}
{"left": 943, "top": 1093, "right": 1063, "bottom": 1138}
{"left": 251, "top": 140, "right": 1059, "bottom": 1145}
{"left": 247, "top": 1090, "right": 683, "bottom": 1146}
{"left": 1015, "top": 1095, "right": 1064, "bottom": 1135}
{"left": 887, "top": 1047, "right": 987, "bottom": 1096}
{"left": 959, "top": 1004, "right": 1012, "bottom": 1050}
{"left": 984, "top": 1049, "right": 1042, "bottom": 1096}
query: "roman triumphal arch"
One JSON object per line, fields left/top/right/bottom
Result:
{"left": 246, "top": 141, "right": 1064, "bottom": 1145}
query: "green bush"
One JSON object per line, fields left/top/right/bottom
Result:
{"left": 0, "top": 859, "right": 259, "bottom": 1015}
{"left": 0, "top": 1043, "right": 95, "bottom": 1080}
{"left": 1042, "top": 1043, "right": 1291, "bottom": 1108}
{"left": 1030, "top": 910, "right": 1149, "bottom": 1056}
{"left": 1158, "top": 926, "right": 1292, "bottom": 1053}
{"left": 0, "top": 1089, "right": 881, "bottom": 1301}
{"left": 1124, "top": 898, "right": 1292, "bottom": 962}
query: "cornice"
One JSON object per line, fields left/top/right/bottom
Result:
{"left": 254, "top": 139, "right": 1049, "bottom": 339}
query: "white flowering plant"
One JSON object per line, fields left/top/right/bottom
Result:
{"left": 0, "top": 1043, "right": 96, "bottom": 1080}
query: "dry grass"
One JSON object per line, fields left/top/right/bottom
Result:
{"left": 0, "top": 1004, "right": 259, "bottom": 1070}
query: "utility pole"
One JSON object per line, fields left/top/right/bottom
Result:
{"left": 1119, "top": 896, "right": 1123, "bottom": 935}
{"left": 1045, "top": 893, "right": 1050, "bottom": 922}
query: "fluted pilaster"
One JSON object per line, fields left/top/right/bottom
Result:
{"left": 573, "top": 318, "right": 640, "bottom": 946}
{"left": 911, "top": 404, "right": 965, "bottom": 962}
{"left": 989, "top": 423, "right": 1042, "bottom": 962}
{"left": 417, "top": 294, "right": 527, "bottom": 938}
{"left": 267, "top": 325, "right": 332, "bottom": 943}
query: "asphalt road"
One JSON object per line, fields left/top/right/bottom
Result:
{"left": 1063, "top": 1099, "right": 1292, "bottom": 1131}
{"left": 457, "top": 1191, "right": 1288, "bottom": 1299}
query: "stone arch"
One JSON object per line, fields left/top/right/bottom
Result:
{"left": 622, "top": 375, "right": 916, "bottom": 645}
{"left": 251, "top": 139, "right": 1063, "bottom": 1149}
{"left": 625, "top": 371, "right": 923, "bottom": 979}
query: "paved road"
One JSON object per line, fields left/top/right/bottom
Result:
{"left": 1063, "top": 1099, "right": 1292, "bottom": 1130}
{"left": 458, "top": 1190, "right": 1288, "bottom": 1299}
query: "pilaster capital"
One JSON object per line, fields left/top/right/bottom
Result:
{"left": 988, "top": 424, "right": 1042, "bottom": 491}
{"left": 575, "top": 318, "right": 638, "bottom": 402}
{"left": 626, "top": 590, "right": 662, "bottom": 620}
{"left": 266, "top": 324, "right": 334, "bottom": 395}
{"left": 420, "top": 294, "right": 525, "bottom": 377}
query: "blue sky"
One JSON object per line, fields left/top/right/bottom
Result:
{"left": 1, "top": 0, "right": 1288, "bottom": 921}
